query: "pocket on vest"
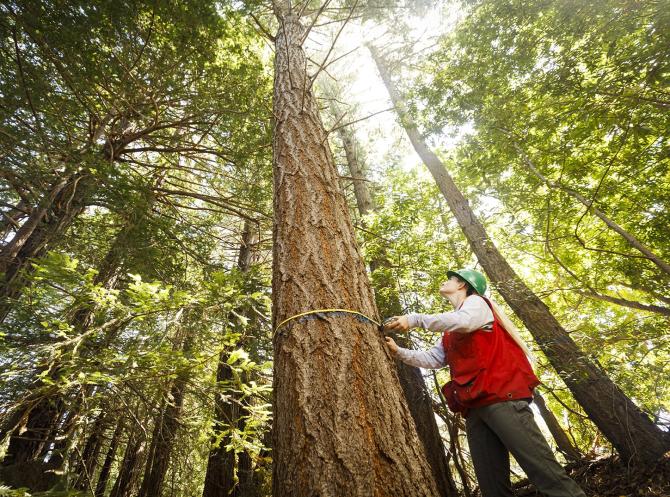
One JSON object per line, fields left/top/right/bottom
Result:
{"left": 442, "top": 368, "right": 487, "bottom": 413}
{"left": 447, "top": 333, "right": 484, "bottom": 379}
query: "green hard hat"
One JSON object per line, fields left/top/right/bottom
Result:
{"left": 447, "top": 269, "right": 487, "bottom": 295}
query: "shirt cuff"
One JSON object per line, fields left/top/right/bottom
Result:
{"left": 406, "top": 313, "right": 421, "bottom": 328}
{"left": 395, "top": 346, "right": 411, "bottom": 362}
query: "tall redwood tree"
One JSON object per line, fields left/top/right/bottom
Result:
{"left": 270, "top": 4, "right": 438, "bottom": 496}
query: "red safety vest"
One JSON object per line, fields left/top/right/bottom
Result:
{"left": 441, "top": 296, "right": 539, "bottom": 415}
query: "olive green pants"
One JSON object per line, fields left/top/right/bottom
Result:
{"left": 466, "top": 400, "right": 586, "bottom": 497}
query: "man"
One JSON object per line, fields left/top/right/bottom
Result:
{"left": 384, "top": 269, "right": 586, "bottom": 497}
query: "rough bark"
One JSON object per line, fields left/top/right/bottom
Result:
{"left": 271, "top": 11, "right": 438, "bottom": 497}
{"left": 533, "top": 391, "right": 583, "bottom": 462}
{"left": 332, "top": 99, "right": 457, "bottom": 497}
{"left": 370, "top": 44, "right": 670, "bottom": 466}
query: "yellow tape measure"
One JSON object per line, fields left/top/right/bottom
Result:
{"left": 274, "top": 308, "right": 382, "bottom": 335}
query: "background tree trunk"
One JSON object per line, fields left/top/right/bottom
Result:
{"left": 0, "top": 171, "right": 96, "bottom": 321}
{"left": 1, "top": 184, "right": 158, "bottom": 473}
{"left": 137, "top": 334, "right": 190, "bottom": 497}
{"left": 74, "top": 411, "right": 109, "bottom": 490}
{"left": 331, "top": 97, "right": 457, "bottom": 497}
{"left": 94, "top": 419, "right": 123, "bottom": 497}
{"left": 109, "top": 429, "right": 146, "bottom": 497}
{"left": 533, "top": 391, "right": 583, "bottom": 462}
{"left": 270, "top": 9, "right": 439, "bottom": 496}
{"left": 1, "top": 396, "right": 62, "bottom": 466}
{"left": 370, "top": 44, "right": 670, "bottom": 466}
{"left": 203, "top": 220, "right": 262, "bottom": 497}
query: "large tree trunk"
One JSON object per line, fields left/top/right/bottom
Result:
{"left": 370, "top": 45, "right": 670, "bottom": 466}
{"left": 332, "top": 100, "right": 457, "bottom": 497}
{"left": 203, "top": 221, "right": 262, "bottom": 497}
{"left": 270, "top": 8, "right": 438, "bottom": 496}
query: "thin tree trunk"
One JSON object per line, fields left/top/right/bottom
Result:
{"left": 271, "top": 8, "right": 438, "bottom": 496}
{"left": 136, "top": 407, "right": 161, "bottom": 497}
{"left": 333, "top": 117, "right": 374, "bottom": 217}
{"left": 514, "top": 143, "right": 670, "bottom": 277}
{"left": 331, "top": 98, "right": 457, "bottom": 497}
{"left": 0, "top": 248, "right": 117, "bottom": 469}
{"left": 74, "top": 412, "right": 109, "bottom": 490}
{"left": 137, "top": 392, "right": 185, "bottom": 497}
{"left": 0, "top": 170, "right": 96, "bottom": 321}
{"left": 432, "top": 370, "right": 473, "bottom": 497}
{"left": 237, "top": 450, "right": 259, "bottom": 497}
{"left": 137, "top": 321, "right": 191, "bottom": 497}
{"left": 109, "top": 429, "right": 146, "bottom": 497}
{"left": 202, "top": 349, "right": 243, "bottom": 497}
{"left": 94, "top": 420, "right": 123, "bottom": 497}
{"left": 42, "top": 400, "right": 79, "bottom": 466}
{"left": 533, "top": 391, "right": 583, "bottom": 462}
{"left": 1, "top": 177, "right": 162, "bottom": 472}
{"left": 203, "top": 221, "right": 261, "bottom": 497}
{"left": 370, "top": 44, "right": 670, "bottom": 466}
{"left": 576, "top": 289, "right": 670, "bottom": 317}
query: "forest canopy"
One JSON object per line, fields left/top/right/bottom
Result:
{"left": 0, "top": 0, "right": 668, "bottom": 496}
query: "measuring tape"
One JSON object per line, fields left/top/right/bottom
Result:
{"left": 274, "top": 308, "right": 383, "bottom": 335}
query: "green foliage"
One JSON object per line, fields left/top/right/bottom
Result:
{"left": 1, "top": 0, "right": 669, "bottom": 494}
{"left": 406, "top": 0, "right": 670, "bottom": 447}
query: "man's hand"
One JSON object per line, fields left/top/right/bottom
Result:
{"left": 383, "top": 315, "right": 410, "bottom": 333}
{"left": 384, "top": 336, "right": 399, "bottom": 356}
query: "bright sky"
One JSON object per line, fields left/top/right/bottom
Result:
{"left": 306, "top": 3, "right": 464, "bottom": 181}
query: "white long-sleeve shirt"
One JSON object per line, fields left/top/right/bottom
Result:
{"left": 395, "top": 295, "right": 494, "bottom": 370}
